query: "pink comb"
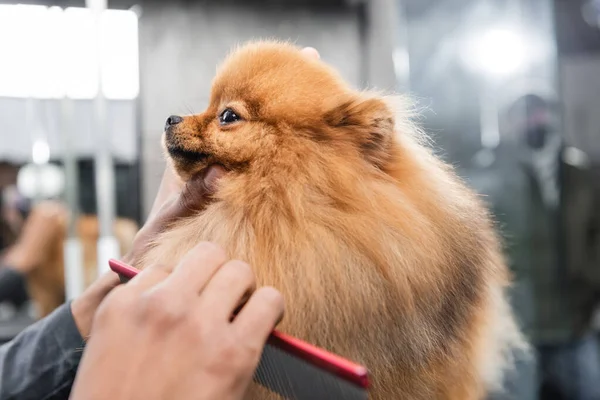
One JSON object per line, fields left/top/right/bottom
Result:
{"left": 108, "top": 258, "right": 370, "bottom": 400}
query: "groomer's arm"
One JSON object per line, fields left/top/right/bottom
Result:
{"left": 0, "top": 288, "right": 94, "bottom": 400}
{"left": 0, "top": 166, "right": 225, "bottom": 400}
{"left": 0, "top": 203, "right": 92, "bottom": 400}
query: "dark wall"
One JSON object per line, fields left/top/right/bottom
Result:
{"left": 75, "top": 159, "right": 142, "bottom": 225}
{"left": 555, "top": 0, "right": 600, "bottom": 162}
{"left": 555, "top": 0, "right": 600, "bottom": 56}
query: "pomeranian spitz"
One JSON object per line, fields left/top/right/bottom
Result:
{"left": 142, "top": 41, "right": 526, "bottom": 399}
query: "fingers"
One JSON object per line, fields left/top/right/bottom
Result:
{"left": 152, "top": 165, "right": 226, "bottom": 228}
{"left": 93, "top": 271, "right": 122, "bottom": 295}
{"left": 148, "top": 168, "right": 183, "bottom": 220}
{"left": 71, "top": 272, "right": 123, "bottom": 339}
{"left": 301, "top": 46, "right": 320, "bottom": 60}
{"left": 125, "top": 263, "right": 171, "bottom": 292}
{"left": 203, "top": 164, "right": 226, "bottom": 192}
{"left": 111, "top": 239, "right": 284, "bottom": 358}
{"left": 123, "top": 165, "right": 227, "bottom": 265}
{"left": 162, "top": 242, "right": 229, "bottom": 296}
{"left": 233, "top": 287, "right": 284, "bottom": 347}
{"left": 198, "top": 260, "right": 257, "bottom": 322}
{"left": 156, "top": 174, "right": 208, "bottom": 222}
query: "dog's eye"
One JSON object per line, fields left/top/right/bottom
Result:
{"left": 219, "top": 108, "right": 240, "bottom": 125}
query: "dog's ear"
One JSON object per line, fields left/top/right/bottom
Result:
{"left": 325, "top": 95, "right": 395, "bottom": 168}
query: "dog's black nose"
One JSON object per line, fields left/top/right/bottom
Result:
{"left": 165, "top": 115, "right": 183, "bottom": 130}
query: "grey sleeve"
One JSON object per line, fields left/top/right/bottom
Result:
{"left": 0, "top": 302, "right": 85, "bottom": 400}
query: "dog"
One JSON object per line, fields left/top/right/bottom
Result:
{"left": 142, "top": 41, "right": 526, "bottom": 399}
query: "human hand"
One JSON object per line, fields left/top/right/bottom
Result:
{"left": 70, "top": 242, "right": 284, "bottom": 400}
{"left": 301, "top": 46, "right": 320, "bottom": 60}
{"left": 2, "top": 201, "right": 67, "bottom": 273}
{"left": 122, "top": 165, "right": 226, "bottom": 267}
{"left": 71, "top": 165, "right": 226, "bottom": 339}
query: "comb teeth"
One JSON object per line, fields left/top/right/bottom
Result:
{"left": 254, "top": 343, "right": 369, "bottom": 400}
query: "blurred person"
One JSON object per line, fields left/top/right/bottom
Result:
{"left": 20, "top": 209, "right": 140, "bottom": 319}
{"left": 0, "top": 161, "right": 26, "bottom": 251}
{"left": 509, "top": 94, "right": 600, "bottom": 400}
{"left": 470, "top": 106, "right": 538, "bottom": 400}
{"left": 0, "top": 163, "right": 22, "bottom": 250}
{"left": 0, "top": 185, "right": 25, "bottom": 251}
{"left": 0, "top": 201, "right": 66, "bottom": 310}
{"left": 0, "top": 164, "right": 226, "bottom": 399}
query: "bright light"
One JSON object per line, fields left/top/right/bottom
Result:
{"left": 461, "top": 27, "right": 529, "bottom": 78}
{"left": 17, "top": 163, "right": 66, "bottom": 199}
{"left": 64, "top": 7, "right": 99, "bottom": 99}
{"left": 563, "top": 146, "right": 591, "bottom": 169}
{"left": 392, "top": 47, "right": 410, "bottom": 88}
{"left": 32, "top": 139, "right": 50, "bottom": 165}
{"left": 100, "top": 9, "right": 139, "bottom": 99}
{"left": 38, "top": 7, "right": 67, "bottom": 98}
{"left": 0, "top": 4, "right": 48, "bottom": 98}
{"left": 0, "top": 5, "right": 139, "bottom": 100}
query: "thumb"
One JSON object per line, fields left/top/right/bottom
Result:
{"left": 178, "top": 165, "right": 226, "bottom": 214}
{"left": 123, "top": 165, "right": 227, "bottom": 266}
{"left": 154, "top": 165, "right": 227, "bottom": 227}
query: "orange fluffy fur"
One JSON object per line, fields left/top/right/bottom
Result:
{"left": 143, "top": 41, "right": 526, "bottom": 399}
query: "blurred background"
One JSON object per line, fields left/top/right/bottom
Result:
{"left": 0, "top": 0, "right": 598, "bottom": 398}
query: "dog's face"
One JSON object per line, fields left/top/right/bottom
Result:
{"left": 163, "top": 41, "right": 396, "bottom": 181}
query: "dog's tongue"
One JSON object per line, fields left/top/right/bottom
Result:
{"left": 204, "top": 164, "right": 227, "bottom": 191}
